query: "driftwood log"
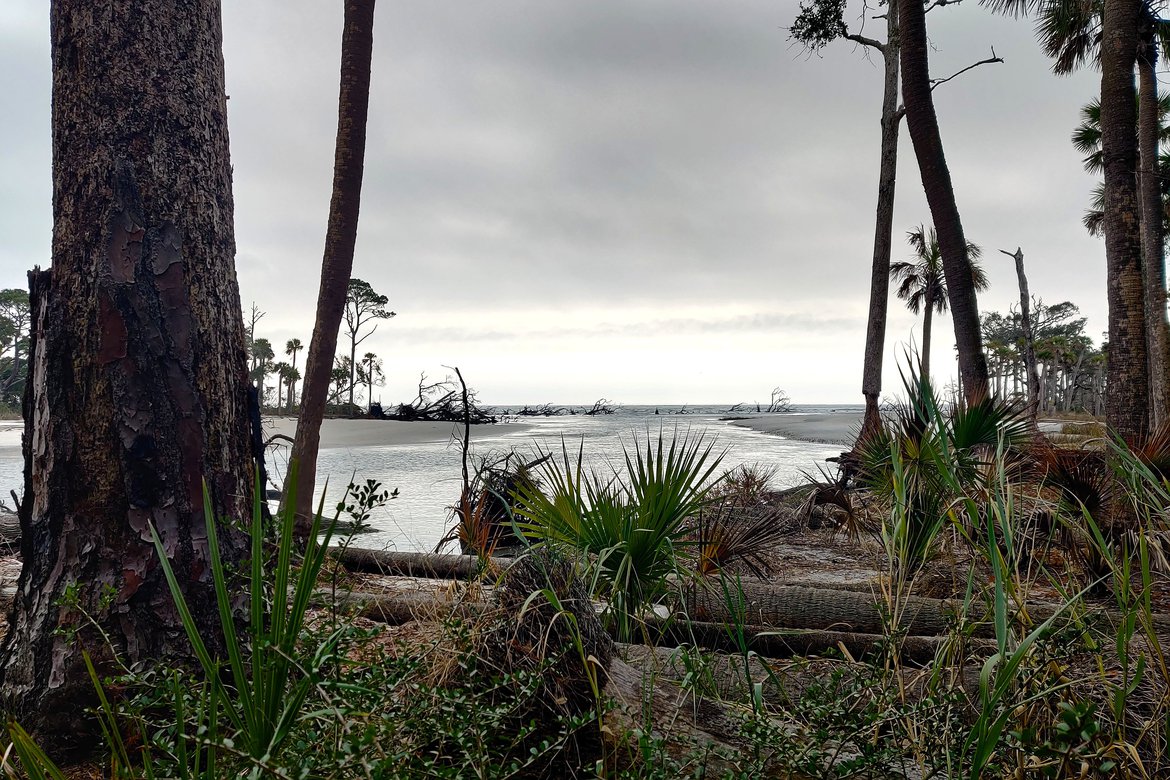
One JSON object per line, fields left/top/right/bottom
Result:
{"left": 686, "top": 579, "right": 968, "bottom": 637}
{"left": 319, "top": 588, "right": 994, "bottom": 664}
{"left": 329, "top": 548, "right": 1169, "bottom": 648}
{"left": 684, "top": 578, "right": 1170, "bottom": 643}
{"left": 0, "top": 512, "right": 19, "bottom": 545}
{"left": 330, "top": 546, "right": 512, "bottom": 579}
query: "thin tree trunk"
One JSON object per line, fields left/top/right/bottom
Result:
{"left": 921, "top": 286, "right": 934, "bottom": 378}
{"left": 1, "top": 0, "right": 253, "bottom": 752}
{"left": 287, "top": 0, "right": 376, "bottom": 531}
{"left": 348, "top": 333, "right": 358, "bottom": 410}
{"left": 898, "top": 0, "right": 989, "bottom": 404}
{"left": 1002, "top": 248, "right": 1043, "bottom": 433}
{"left": 289, "top": 347, "right": 298, "bottom": 413}
{"left": 1101, "top": 0, "right": 1150, "bottom": 444}
{"left": 1138, "top": 46, "right": 1169, "bottom": 430}
{"left": 858, "top": 0, "right": 901, "bottom": 445}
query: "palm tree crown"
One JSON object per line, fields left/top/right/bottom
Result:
{"left": 890, "top": 225, "right": 987, "bottom": 316}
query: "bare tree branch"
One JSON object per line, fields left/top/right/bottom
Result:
{"left": 925, "top": 0, "right": 962, "bottom": 13}
{"left": 930, "top": 48, "right": 1004, "bottom": 91}
{"left": 844, "top": 32, "right": 885, "bottom": 52}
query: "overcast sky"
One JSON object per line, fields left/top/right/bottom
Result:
{"left": 0, "top": 1, "right": 1104, "bottom": 405}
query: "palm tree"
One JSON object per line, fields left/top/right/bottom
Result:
{"left": 360, "top": 351, "right": 383, "bottom": 413}
{"left": 284, "top": 366, "right": 301, "bottom": 415}
{"left": 899, "top": 0, "right": 990, "bottom": 404}
{"left": 891, "top": 226, "right": 988, "bottom": 379}
{"left": 1102, "top": 0, "right": 1151, "bottom": 441}
{"left": 1074, "top": 92, "right": 1170, "bottom": 425}
{"left": 272, "top": 361, "right": 291, "bottom": 411}
{"left": 985, "top": 0, "right": 1160, "bottom": 436}
{"left": 288, "top": 0, "right": 377, "bottom": 534}
{"left": 284, "top": 337, "right": 303, "bottom": 409}
{"left": 250, "top": 338, "right": 275, "bottom": 410}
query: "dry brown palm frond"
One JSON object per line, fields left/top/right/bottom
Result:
{"left": 1130, "top": 421, "right": 1170, "bottom": 483}
{"left": 1035, "top": 446, "right": 1113, "bottom": 523}
{"left": 692, "top": 498, "right": 799, "bottom": 578}
{"left": 437, "top": 452, "right": 549, "bottom": 556}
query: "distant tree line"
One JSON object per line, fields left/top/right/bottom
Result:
{"left": 981, "top": 300, "right": 1105, "bottom": 416}
{"left": 245, "top": 277, "right": 392, "bottom": 415}
{"left": 0, "top": 289, "right": 30, "bottom": 409}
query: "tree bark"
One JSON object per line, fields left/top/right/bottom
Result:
{"left": 0, "top": 0, "right": 254, "bottom": 753}
{"left": 1138, "top": 45, "right": 1168, "bottom": 430}
{"left": 288, "top": 0, "right": 377, "bottom": 531}
{"left": 898, "top": 0, "right": 990, "bottom": 404}
{"left": 858, "top": 1, "right": 901, "bottom": 445}
{"left": 1101, "top": 0, "right": 1150, "bottom": 444}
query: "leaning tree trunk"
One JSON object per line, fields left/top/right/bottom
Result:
{"left": 288, "top": 0, "right": 376, "bottom": 532}
{"left": 858, "top": 0, "right": 901, "bottom": 445}
{"left": 0, "top": 0, "right": 254, "bottom": 754}
{"left": 1101, "top": 0, "right": 1150, "bottom": 444}
{"left": 898, "top": 0, "right": 989, "bottom": 404}
{"left": 1137, "top": 43, "right": 1168, "bottom": 430}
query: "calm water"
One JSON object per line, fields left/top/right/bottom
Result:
{"left": 0, "top": 404, "right": 860, "bottom": 552}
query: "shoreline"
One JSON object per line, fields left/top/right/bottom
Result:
{"left": 261, "top": 415, "right": 531, "bottom": 449}
{"left": 729, "top": 412, "right": 861, "bottom": 447}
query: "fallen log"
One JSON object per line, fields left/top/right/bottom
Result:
{"left": 318, "top": 589, "right": 482, "bottom": 624}
{"left": 330, "top": 546, "right": 512, "bottom": 579}
{"left": 685, "top": 579, "right": 1170, "bottom": 644}
{"left": 651, "top": 619, "right": 995, "bottom": 665}
{"left": 327, "top": 553, "right": 1170, "bottom": 652}
{"left": 0, "top": 512, "right": 19, "bottom": 545}
{"left": 686, "top": 580, "right": 965, "bottom": 637}
{"left": 322, "top": 589, "right": 994, "bottom": 665}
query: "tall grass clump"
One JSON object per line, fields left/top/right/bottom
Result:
{"left": 5, "top": 465, "right": 604, "bottom": 779}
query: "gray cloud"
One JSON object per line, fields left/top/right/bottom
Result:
{"left": 1, "top": 0, "right": 1107, "bottom": 402}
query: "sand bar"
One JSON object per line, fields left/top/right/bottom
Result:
{"left": 730, "top": 413, "right": 862, "bottom": 447}
{"left": 262, "top": 416, "right": 530, "bottom": 449}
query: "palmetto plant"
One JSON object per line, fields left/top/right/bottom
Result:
{"left": 890, "top": 225, "right": 988, "bottom": 378}
{"left": 514, "top": 429, "right": 724, "bottom": 640}
{"left": 858, "top": 367, "right": 1029, "bottom": 571}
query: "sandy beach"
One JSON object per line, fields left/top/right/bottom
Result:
{"left": 261, "top": 416, "right": 530, "bottom": 449}
{"left": 730, "top": 412, "right": 862, "bottom": 447}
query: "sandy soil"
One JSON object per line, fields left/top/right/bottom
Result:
{"left": 261, "top": 416, "right": 531, "bottom": 449}
{"left": 730, "top": 413, "right": 862, "bottom": 446}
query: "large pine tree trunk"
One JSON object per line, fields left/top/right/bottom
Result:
{"left": 288, "top": 0, "right": 377, "bottom": 530}
{"left": 1137, "top": 45, "right": 1168, "bottom": 430}
{"left": 1101, "top": 0, "right": 1150, "bottom": 443}
{"left": 858, "top": 1, "right": 901, "bottom": 444}
{"left": 898, "top": 0, "right": 990, "bottom": 404}
{"left": 0, "top": 0, "right": 254, "bottom": 752}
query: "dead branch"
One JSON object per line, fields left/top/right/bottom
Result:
{"left": 930, "top": 48, "right": 1004, "bottom": 91}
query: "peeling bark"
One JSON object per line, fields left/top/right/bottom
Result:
{"left": 0, "top": 1, "right": 253, "bottom": 754}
